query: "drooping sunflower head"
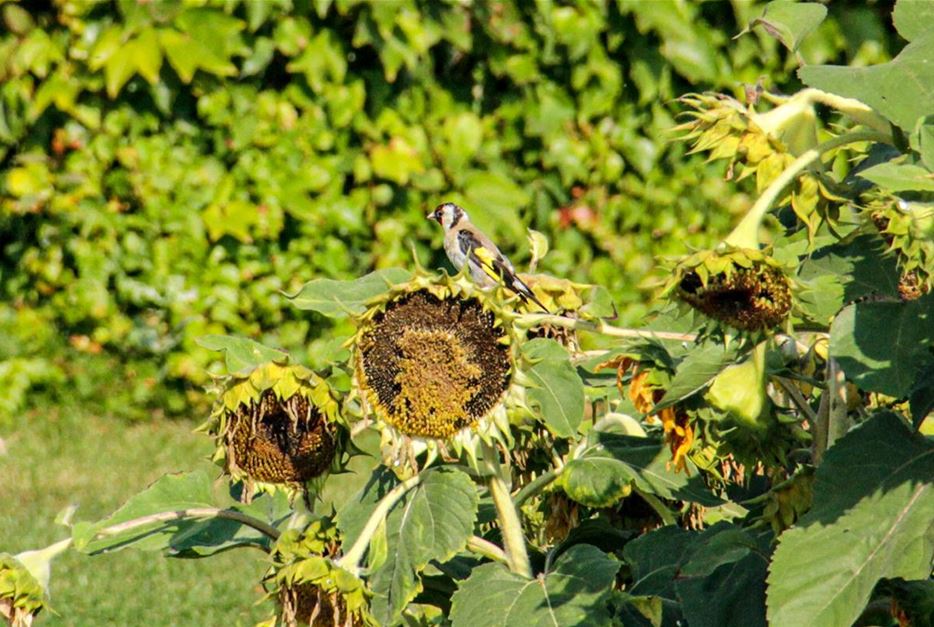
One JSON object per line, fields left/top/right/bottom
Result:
{"left": 266, "top": 522, "right": 371, "bottom": 627}
{"left": 354, "top": 275, "right": 514, "bottom": 441}
{"left": 669, "top": 247, "right": 792, "bottom": 332}
{"left": 200, "top": 362, "right": 342, "bottom": 493}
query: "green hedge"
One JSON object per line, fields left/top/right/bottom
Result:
{"left": 0, "top": 0, "right": 896, "bottom": 421}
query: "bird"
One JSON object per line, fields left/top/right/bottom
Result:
{"left": 427, "top": 202, "right": 550, "bottom": 313}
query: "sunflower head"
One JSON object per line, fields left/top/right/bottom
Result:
{"left": 267, "top": 523, "right": 371, "bottom": 627}
{"left": 200, "top": 362, "right": 342, "bottom": 493}
{"left": 867, "top": 197, "right": 934, "bottom": 300}
{"left": 0, "top": 554, "right": 46, "bottom": 627}
{"left": 669, "top": 247, "right": 792, "bottom": 332}
{"left": 353, "top": 274, "right": 514, "bottom": 442}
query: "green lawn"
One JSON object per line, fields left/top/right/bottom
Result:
{"left": 0, "top": 405, "right": 273, "bottom": 626}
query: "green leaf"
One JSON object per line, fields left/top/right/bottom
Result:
{"left": 559, "top": 432, "right": 720, "bottom": 507}
{"left": 675, "top": 524, "right": 771, "bottom": 627}
{"left": 623, "top": 525, "right": 694, "bottom": 601}
{"left": 749, "top": 1, "right": 827, "bottom": 52}
{"left": 286, "top": 268, "right": 411, "bottom": 317}
{"left": 71, "top": 471, "right": 278, "bottom": 556}
{"left": 195, "top": 334, "right": 289, "bottom": 375}
{"left": 655, "top": 342, "right": 738, "bottom": 411}
{"left": 800, "top": 32, "right": 934, "bottom": 131}
{"left": 449, "top": 544, "right": 619, "bottom": 627}
{"left": 857, "top": 160, "right": 934, "bottom": 192}
{"left": 521, "top": 338, "right": 585, "bottom": 438}
{"left": 336, "top": 467, "right": 478, "bottom": 626}
{"left": 796, "top": 235, "right": 901, "bottom": 323}
{"left": 830, "top": 294, "right": 934, "bottom": 397}
{"left": 893, "top": 0, "right": 934, "bottom": 42}
{"left": 767, "top": 412, "right": 934, "bottom": 627}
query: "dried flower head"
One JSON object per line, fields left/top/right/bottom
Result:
{"left": 356, "top": 289, "right": 511, "bottom": 439}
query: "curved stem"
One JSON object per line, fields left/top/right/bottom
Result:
{"left": 336, "top": 474, "right": 422, "bottom": 573}
{"left": 513, "top": 469, "right": 560, "bottom": 507}
{"left": 465, "top": 536, "right": 508, "bottom": 565}
{"left": 634, "top": 488, "right": 675, "bottom": 526}
{"left": 95, "top": 508, "right": 282, "bottom": 542}
{"left": 725, "top": 129, "right": 889, "bottom": 249}
{"left": 481, "top": 441, "right": 532, "bottom": 578}
{"left": 516, "top": 314, "right": 697, "bottom": 342}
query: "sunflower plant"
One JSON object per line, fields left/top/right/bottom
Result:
{"left": 7, "top": 2, "right": 934, "bottom": 626}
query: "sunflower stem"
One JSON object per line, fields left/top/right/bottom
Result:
{"left": 481, "top": 441, "right": 533, "bottom": 578}
{"left": 634, "top": 488, "right": 676, "bottom": 526}
{"left": 336, "top": 474, "right": 423, "bottom": 574}
{"left": 465, "top": 535, "right": 508, "bottom": 565}
{"left": 725, "top": 129, "right": 888, "bottom": 249}
{"left": 513, "top": 469, "right": 560, "bottom": 507}
{"left": 515, "top": 314, "right": 697, "bottom": 342}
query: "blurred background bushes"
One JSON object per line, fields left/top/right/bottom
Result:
{"left": 0, "top": 0, "right": 898, "bottom": 423}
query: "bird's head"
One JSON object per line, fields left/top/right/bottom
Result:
{"left": 427, "top": 202, "right": 466, "bottom": 230}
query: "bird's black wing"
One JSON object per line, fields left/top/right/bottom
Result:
{"left": 456, "top": 229, "right": 550, "bottom": 313}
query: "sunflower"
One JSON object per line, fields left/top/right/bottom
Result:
{"left": 669, "top": 247, "right": 792, "bottom": 332}
{"left": 263, "top": 522, "right": 372, "bottom": 627}
{"left": 199, "top": 362, "right": 342, "bottom": 498}
{"left": 351, "top": 273, "right": 519, "bottom": 471}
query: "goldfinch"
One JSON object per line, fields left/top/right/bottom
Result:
{"left": 427, "top": 202, "right": 549, "bottom": 313}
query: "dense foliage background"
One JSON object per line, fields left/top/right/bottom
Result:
{"left": 0, "top": 0, "right": 899, "bottom": 424}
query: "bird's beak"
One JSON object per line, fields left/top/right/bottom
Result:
{"left": 426, "top": 210, "right": 436, "bottom": 221}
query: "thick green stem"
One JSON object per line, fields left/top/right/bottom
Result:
{"left": 465, "top": 535, "right": 508, "bottom": 565}
{"left": 481, "top": 441, "right": 532, "bottom": 578}
{"left": 826, "top": 358, "right": 851, "bottom": 448}
{"left": 336, "top": 474, "right": 422, "bottom": 573}
{"left": 725, "top": 129, "right": 889, "bottom": 249}
{"left": 95, "top": 508, "right": 282, "bottom": 543}
{"left": 513, "top": 469, "right": 560, "bottom": 507}
{"left": 516, "top": 314, "right": 697, "bottom": 342}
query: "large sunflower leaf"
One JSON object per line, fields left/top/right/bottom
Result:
{"left": 767, "top": 412, "right": 934, "bottom": 627}
{"left": 800, "top": 31, "right": 934, "bottom": 131}
{"left": 830, "top": 294, "right": 934, "bottom": 397}
{"left": 336, "top": 467, "right": 479, "bottom": 625}
{"left": 449, "top": 544, "right": 619, "bottom": 627}
{"left": 522, "top": 338, "right": 585, "bottom": 438}
{"left": 287, "top": 268, "right": 412, "bottom": 317}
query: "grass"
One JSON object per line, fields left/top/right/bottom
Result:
{"left": 0, "top": 404, "right": 274, "bottom": 626}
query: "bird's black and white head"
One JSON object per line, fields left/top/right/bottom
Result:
{"left": 428, "top": 202, "right": 466, "bottom": 230}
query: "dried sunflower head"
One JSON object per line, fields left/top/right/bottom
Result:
{"left": 668, "top": 247, "right": 792, "bottom": 332}
{"left": 0, "top": 554, "right": 46, "bottom": 627}
{"left": 354, "top": 277, "right": 513, "bottom": 440}
{"left": 199, "top": 362, "right": 342, "bottom": 496}
{"left": 351, "top": 273, "right": 518, "bottom": 472}
{"left": 867, "top": 197, "right": 934, "bottom": 300}
{"left": 265, "top": 523, "right": 372, "bottom": 627}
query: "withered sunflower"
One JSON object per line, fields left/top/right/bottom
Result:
{"left": 356, "top": 284, "right": 511, "bottom": 439}
{"left": 669, "top": 247, "right": 792, "bottom": 332}
{"left": 199, "top": 362, "right": 342, "bottom": 495}
{"left": 264, "top": 523, "right": 371, "bottom": 627}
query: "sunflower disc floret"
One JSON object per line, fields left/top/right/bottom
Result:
{"left": 202, "top": 363, "right": 340, "bottom": 486}
{"left": 356, "top": 285, "right": 512, "bottom": 439}
{"left": 672, "top": 248, "right": 792, "bottom": 331}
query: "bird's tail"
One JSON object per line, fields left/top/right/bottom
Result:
{"left": 511, "top": 277, "right": 550, "bottom": 314}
